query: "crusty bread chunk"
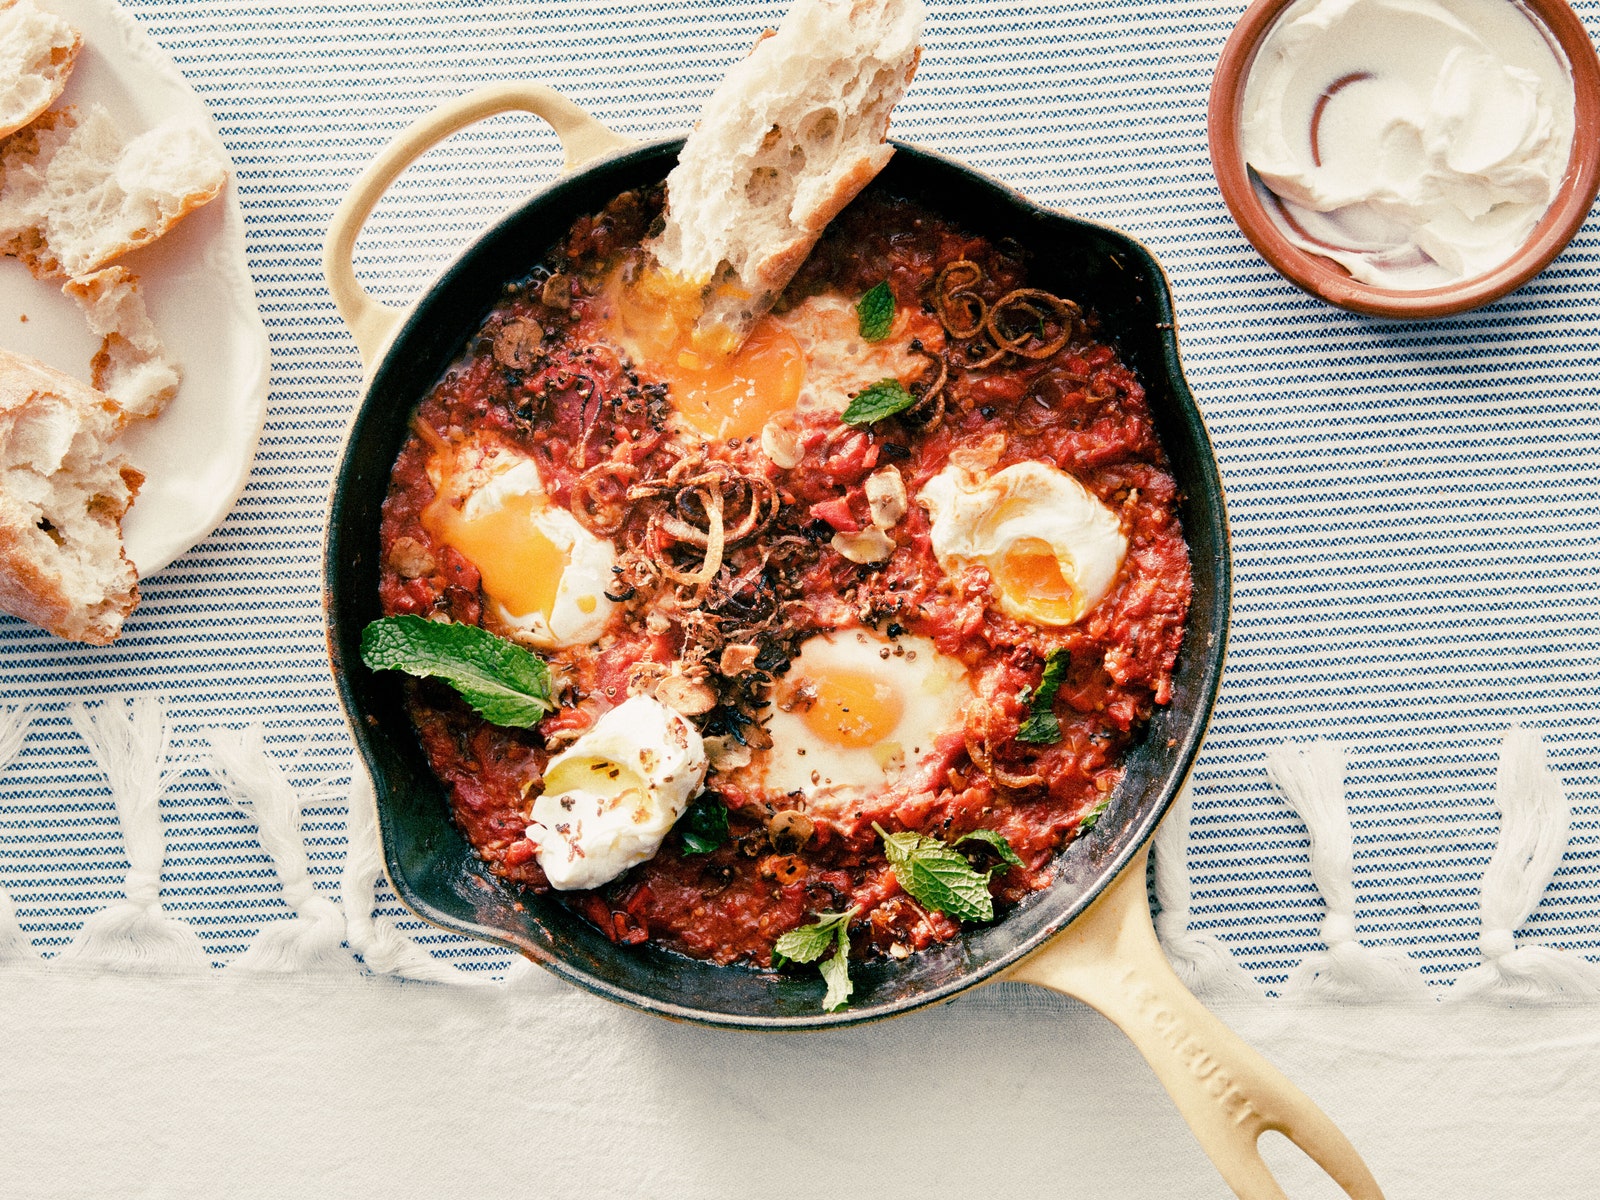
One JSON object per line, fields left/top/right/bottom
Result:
{"left": 63, "top": 266, "right": 181, "bottom": 418}
{"left": 0, "top": 348, "right": 140, "bottom": 644}
{"left": 0, "top": 104, "right": 68, "bottom": 266}
{"left": 0, "top": 102, "right": 227, "bottom": 279}
{"left": 0, "top": 0, "right": 80, "bottom": 140}
{"left": 645, "top": 0, "right": 923, "bottom": 351}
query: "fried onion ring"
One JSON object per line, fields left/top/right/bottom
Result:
{"left": 901, "top": 343, "right": 949, "bottom": 431}
{"left": 934, "top": 260, "right": 987, "bottom": 339}
{"left": 571, "top": 457, "right": 639, "bottom": 535}
{"left": 985, "top": 288, "right": 1079, "bottom": 360}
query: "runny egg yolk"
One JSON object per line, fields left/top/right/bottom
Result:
{"left": 421, "top": 489, "right": 564, "bottom": 621}
{"left": 991, "top": 535, "right": 1082, "bottom": 627}
{"left": 783, "top": 667, "right": 906, "bottom": 750}
{"left": 606, "top": 267, "right": 804, "bottom": 441}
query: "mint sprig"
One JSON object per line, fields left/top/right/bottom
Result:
{"left": 360, "top": 615, "right": 555, "bottom": 728}
{"left": 957, "top": 828, "right": 1024, "bottom": 870}
{"left": 1078, "top": 797, "right": 1110, "bottom": 834}
{"left": 773, "top": 906, "right": 860, "bottom": 1012}
{"left": 856, "top": 281, "right": 895, "bottom": 342}
{"left": 1016, "top": 648, "right": 1070, "bottom": 745}
{"left": 876, "top": 824, "right": 1019, "bottom": 923}
{"left": 842, "top": 378, "right": 917, "bottom": 427}
{"left": 679, "top": 796, "right": 729, "bottom": 855}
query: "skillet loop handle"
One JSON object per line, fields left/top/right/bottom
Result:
{"left": 1007, "top": 845, "right": 1386, "bottom": 1200}
{"left": 322, "top": 82, "right": 634, "bottom": 371}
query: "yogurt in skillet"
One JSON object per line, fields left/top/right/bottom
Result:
{"left": 1241, "top": 0, "right": 1575, "bottom": 289}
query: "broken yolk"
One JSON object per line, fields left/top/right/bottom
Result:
{"left": 991, "top": 536, "right": 1083, "bottom": 626}
{"left": 606, "top": 267, "right": 804, "bottom": 441}
{"left": 790, "top": 668, "right": 905, "bottom": 750}
{"left": 421, "top": 488, "right": 562, "bottom": 620}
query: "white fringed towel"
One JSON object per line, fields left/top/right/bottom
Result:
{"left": 1265, "top": 741, "right": 1431, "bottom": 1002}
{"left": 57, "top": 697, "right": 207, "bottom": 973}
{"left": 0, "top": 705, "right": 34, "bottom": 962}
{"left": 339, "top": 769, "right": 469, "bottom": 984}
{"left": 205, "top": 724, "right": 353, "bottom": 974}
{"left": 1447, "top": 729, "right": 1600, "bottom": 1003}
{"left": 1152, "top": 784, "right": 1261, "bottom": 998}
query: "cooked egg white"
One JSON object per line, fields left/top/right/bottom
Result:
{"left": 421, "top": 434, "right": 616, "bottom": 649}
{"left": 775, "top": 294, "right": 924, "bottom": 419}
{"left": 603, "top": 277, "right": 922, "bottom": 442}
{"left": 526, "top": 695, "right": 709, "bottom": 891}
{"left": 918, "top": 461, "right": 1127, "bottom": 627}
{"left": 728, "top": 627, "right": 973, "bottom": 810}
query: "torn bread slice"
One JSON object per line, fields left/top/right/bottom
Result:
{"left": 0, "top": 348, "right": 140, "bottom": 644}
{"left": 0, "top": 0, "right": 80, "bottom": 140}
{"left": 0, "top": 104, "right": 70, "bottom": 266}
{"left": 0, "top": 102, "right": 228, "bottom": 278}
{"left": 645, "top": 0, "right": 923, "bottom": 352}
{"left": 63, "top": 266, "right": 181, "bottom": 418}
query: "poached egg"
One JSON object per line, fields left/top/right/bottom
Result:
{"left": 918, "top": 461, "right": 1128, "bottom": 627}
{"left": 728, "top": 627, "right": 973, "bottom": 810}
{"left": 421, "top": 434, "right": 616, "bottom": 649}
{"left": 603, "top": 277, "right": 921, "bottom": 442}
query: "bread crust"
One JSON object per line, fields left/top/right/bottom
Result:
{"left": 63, "top": 266, "right": 182, "bottom": 418}
{"left": 0, "top": 0, "right": 81, "bottom": 141}
{"left": 0, "top": 349, "right": 139, "bottom": 644}
{"left": 0, "top": 103, "right": 228, "bottom": 280}
{"left": 646, "top": 0, "right": 924, "bottom": 348}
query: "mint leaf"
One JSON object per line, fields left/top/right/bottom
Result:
{"left": 820, "top": 922, "right": 854, "bottom": 1011}
{"left": 679, "top": 796, "right": 729, "bottom": 855}
{"left": 774, "top": 907, "right": 859, "bottom": 1011}
{"left": 1015, "top": 649, "right": 1069, "bottom": 745}
{"left": 842, "top": 378, "right": 916, "bottom": 427}
{"left": 1015, "top": 711, "right": 1061, "bottom": 745}
{"left": 1079, "top": 797, "right": 1110, "bottom": 833}
{"left": 773, "top": 908, "right": 853, "bottom": 965}
{"left": 361, "top": 615, "right": 555, "bottom": 727}
{"left": 876, "top": 824, "right": 996, "bottom": 922}
{"left": 957, "top": 828, "right": 1024, "bottom": 870}
{"left": 856, "top": 281, "right": 895, "bottom": 342}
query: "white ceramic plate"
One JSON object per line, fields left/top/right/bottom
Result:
{"left": 0, "top": 0, "right": 269, "bottom": 577}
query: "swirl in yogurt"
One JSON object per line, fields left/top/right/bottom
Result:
{"left": 1241, "top": 0, "right": 1575, "bottom": 289}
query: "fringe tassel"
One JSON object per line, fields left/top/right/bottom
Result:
{"left": 58, "top": 697, "right": 207, "bottom": 973}
{"left": 0, "top": 888, "right": 29, "bottom": 963}
{"left": 205, "top": 725, "right": 352, "bottom": 974}
{"left": 1267, "top": 741, "right": 1431, "bottom": 1003}
{"left": 340, "top": 769, "right": 465, "bottom": 983}
{"left": 1447, "top": 729, "right": 1600, "bottom": 1003}
{"left": 502, "top": 956, "right": 545, "bottom": 988}
{"left": 0, "top": 705, "right": 35, "bottom": 962}
{"left": 1152, "top": 784, "right": 1261, "bottom": 998}
{"left": 340, "top": 767, "right": 551, "bottom": 989}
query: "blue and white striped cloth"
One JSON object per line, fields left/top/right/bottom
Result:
{"left": 2, "top": 0, "right": 1598, "bottom": 992}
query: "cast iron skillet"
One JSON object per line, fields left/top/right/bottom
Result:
{"left": 322, "top": 84, "right": 1382, "bottom": 1200}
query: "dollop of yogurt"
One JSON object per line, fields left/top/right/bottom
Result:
{"left": 1241, "top": 0, "right": 1575, "bottom": 289}
{"left": 526, "top": 696, "right": 708, "bottom": 891}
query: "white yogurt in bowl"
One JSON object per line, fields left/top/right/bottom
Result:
{"left": 1240, "top": 0, "right": 1576, "bottom": 290}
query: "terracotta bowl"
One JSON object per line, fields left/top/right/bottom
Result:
{"left": 1208, "top": 0, "right": 1600, "bottom": 318}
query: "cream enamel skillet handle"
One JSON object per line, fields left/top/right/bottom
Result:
{"left": 323, "top": 83, "right": 635, "bottom": 373}
{"left": 1007, "top": 845, "right": 1385, "bottom": 1200}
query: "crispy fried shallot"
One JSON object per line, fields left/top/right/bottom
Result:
{"left": 965, "top": 707, "right": 1046, "bottom": 793}
{"left": 571, "top": 455, "right": 640, "bottom": 535}
{"left": 932, "top": 259, "right": 1081, "bottom": 371}
{"left": 933, "top": 260, "right": 987, "bottom": 338}
{"left": 625, "top": 453, "right": 780, "bottom": 596}
{"left": 901, "top": 341, "right": 948, "bottom": 431}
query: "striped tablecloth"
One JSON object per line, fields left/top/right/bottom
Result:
{"left": 3, "top": 4, "right": 1600, "bottom": 1195}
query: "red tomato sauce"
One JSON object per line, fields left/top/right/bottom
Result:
{"left": 376, "top": 185, "right": 1191, "bottom": 968}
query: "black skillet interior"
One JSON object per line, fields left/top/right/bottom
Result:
{"left": 326, "top": 139, "right": 1230, "bottom": 1029}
